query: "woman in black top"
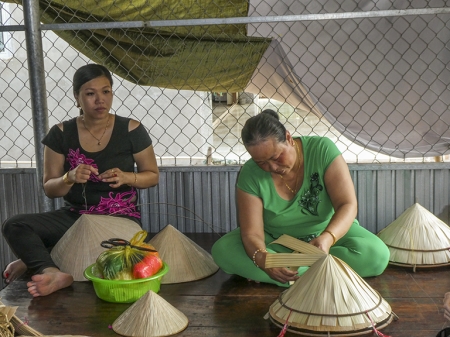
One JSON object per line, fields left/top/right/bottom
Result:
{"left": 2, "top": 64, "right": 159, "bottom": 297}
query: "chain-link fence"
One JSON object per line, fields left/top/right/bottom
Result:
{"left": 1, "top": 1, "right": 450, "bottom": 168}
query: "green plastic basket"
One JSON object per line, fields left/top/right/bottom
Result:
{"left": 84, "top": 262, "right": 169, "bottom": 303}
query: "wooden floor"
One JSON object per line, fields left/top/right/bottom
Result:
{"left": 1, "top": 233, "right": 450, "bottom": 337}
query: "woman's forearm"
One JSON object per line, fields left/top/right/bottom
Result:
{"left": 128, "top": 170, "right": 159, "bottom": 189}
{"left": 322, "top": 202, "right": 357, "bottom": 241}
{"left": 43, "top": 172, "right": 75, "bottom": 198}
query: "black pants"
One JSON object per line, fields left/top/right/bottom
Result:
{"left": 2, "top": 207, "right": 81, "bottom": 274}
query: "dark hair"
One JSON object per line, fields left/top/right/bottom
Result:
{"left": 73, "top": 64, "right": 113, "bottom": 97}
{"left": 241, "top": 109, "right": 287, "bottom": 147}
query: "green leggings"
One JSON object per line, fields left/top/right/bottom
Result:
{"left": 211, "top": 223, "right": 390, "bottom": 287}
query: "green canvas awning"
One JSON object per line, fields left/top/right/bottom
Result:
{"left": 7, "top": 0, "right": 271, "bottom": 92}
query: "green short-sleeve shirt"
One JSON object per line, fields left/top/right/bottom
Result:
{"left": 237, "top": 136, "right": 351, "bottom": 239}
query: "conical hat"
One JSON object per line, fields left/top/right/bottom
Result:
{"left": 149, "top": 225, "right": 219, "bottom": 284}
{"left": 265, "top": 235, "right": 394, "bottom": 335}
{"left": 112, "top": 290, "right": 188, "bottom": 337}
{"left": 268, "top": 255, "right": 393, "bottom": 335}
{"left": 0, "top": 300, "right": 42, "bottom": 336}
{"left": 377, "top": 203, "right": 450, "bottom": 267}
{"left": 0, "top": 304, "right": 17, "bottom": 337}
{"left": 50, "top": 214, "right": 142, "bottom": 281}
{"left": 0, "top": 304, "right": 17, "bottom": 323}
{"left": 12, "top": 315, "right": 43, "bottom": 336}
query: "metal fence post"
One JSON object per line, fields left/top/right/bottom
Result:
{"left": 23, "top": 0, "right": 53, "bottom": 212}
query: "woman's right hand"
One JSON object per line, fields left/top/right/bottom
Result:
{"left": 44, "top": 146, "right": 98, "bottom": 198}
{"left": 70, "top": 164, "right": 99, "bottom": 183}
{"left": 254, "top": 249, "right": 299, "bottom": 284}
{"left": 264, "top": 265, "right": 299, "bottom": 284}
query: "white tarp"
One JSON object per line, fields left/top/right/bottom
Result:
{"left": 246, "top": 1, "right": 450, "bottom": 158}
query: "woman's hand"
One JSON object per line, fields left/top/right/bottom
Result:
{"left": 70, "top": 164, "right": 99, "bottom": 183}
{"left": 237, "top": 189, "right": 300, "bottom": 285}
{"left": 43, "top": 146, "right": 101, "bottom": 198}
{"left": 309, "top": 234, "right": 333, "bottom": 254}
{"left": 98, "top": 168, "right": 123, "bottom": 188}
{"left": 264, "top": 265, "right": 299, "bottom": 284}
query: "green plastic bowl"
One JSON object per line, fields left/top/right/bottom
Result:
{"left": 84, "top": 262, "right": 169, "bottom": 303}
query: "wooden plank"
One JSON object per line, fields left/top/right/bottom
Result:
{"left": 1, "top": 234, "right": 450, "bottom": 337}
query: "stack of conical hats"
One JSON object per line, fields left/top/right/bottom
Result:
{"left": 112, "top": 290, "right": 188, "bottom": 336}
{"left": 377, "top": 202, "right": 450, "bottom": 270}
{"left": 50, "top": 214, "right": 142, "bottom": 281}
{"left": 149, "top": 224, "right": 219, "bottom": 284}
{"left": 265, "top": 235, "right": 394, "bottom": 336}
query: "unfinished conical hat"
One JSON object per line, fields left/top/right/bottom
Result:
{"left": 50, "top": 214, "right": 142, "bottom": 281}
{"left": 0, "top": 300, "right": 42, "bottom": 336}
{"left": 149, "top": 224, "right": 219, "bottom": 284}
{"left": 0, "top": 304, "right": 18, "bottom": 336}
{"left": 11, "top": 312, "right": 43, "bottom": 336}
{"left": 377, "top": 202, "right": 450, "bottom": 268}
{"left": 267, "top": 255, "right": 394, "bottom": 335}
{"left": 112, "top": 290, "right": 188, "bottom": 336}
{"left": 265, "top": 236, "right": 394, "bottom": 335}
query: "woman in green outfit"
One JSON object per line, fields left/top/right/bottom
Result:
{"left": 211, "top": 109, "right": 389, "bottom": 287}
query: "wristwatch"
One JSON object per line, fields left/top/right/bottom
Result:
{"left": 63, "top": 171, "right": 74, "bottom": 185}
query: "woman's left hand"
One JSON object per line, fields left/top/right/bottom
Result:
{"left": 99, "top": 168, "right": 122, "bottom": 188}
{"left": 309, "top": 235, "right": 333, "bottom": 254}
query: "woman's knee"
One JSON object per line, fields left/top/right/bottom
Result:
{"left": 211, "top": 235, "right": 231, "bottom": 263}
{"left": 332, "top": 236, "right": 390, "bottom": 277}
{"left": 2, "top": 214, "right": 23, "bottom": 239}
{"left": 211, "top": 230, "right": 244, "bottom": 270}
{"left": 370, "top": 242, "right": 390, "bottom": 276}
{"left": 212, "top": 229, "right": 240, "bottom": 253}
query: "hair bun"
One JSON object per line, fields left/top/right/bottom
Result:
{"left": 261, "top": 109, "right": 279, "bottom": 121}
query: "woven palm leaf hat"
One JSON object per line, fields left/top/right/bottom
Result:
{"left": 377, "top": 202, "right": 450, "bottom": 271}
{"left": 1, "top": 302, "right": 89, "bottom": 337}
{"left": 265, "top": 235, "right": 395, "bottom": 336}
{"left": 0, "top": 304, "right": 17, "bottom": 337}
{"left": 50, "top": 214, "right": 142, "bottom": 281}
{"left": 149, "top": 224, "right": 219, "bottom": 284}
{"left": 0, "top": 300, "right": 42, "bottom": 336}
{"left": 11, "top": 316, "right": 42, "bottom": 336}
{"left": 112, "top": 290, "right": 188, "bottom": 337}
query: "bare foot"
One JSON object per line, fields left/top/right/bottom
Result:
{"left": 3, "top": 259, "right": 27, "bottom": 284}
{"left": 27, "top": 267, "right": 73, "bottom": 297}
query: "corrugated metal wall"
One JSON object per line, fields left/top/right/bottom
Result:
{"left": 349, "top": 163, "right": 450, "bottom": 234}
{"left": 1, "top": 164, "right": 450, "bottom": 278}
{"left": 142, "top": 166, "right": 240, "bottom": 234}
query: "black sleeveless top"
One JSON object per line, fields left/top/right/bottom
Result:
{"left": 42, "top": 115, "right": 152, "bottom": 219}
